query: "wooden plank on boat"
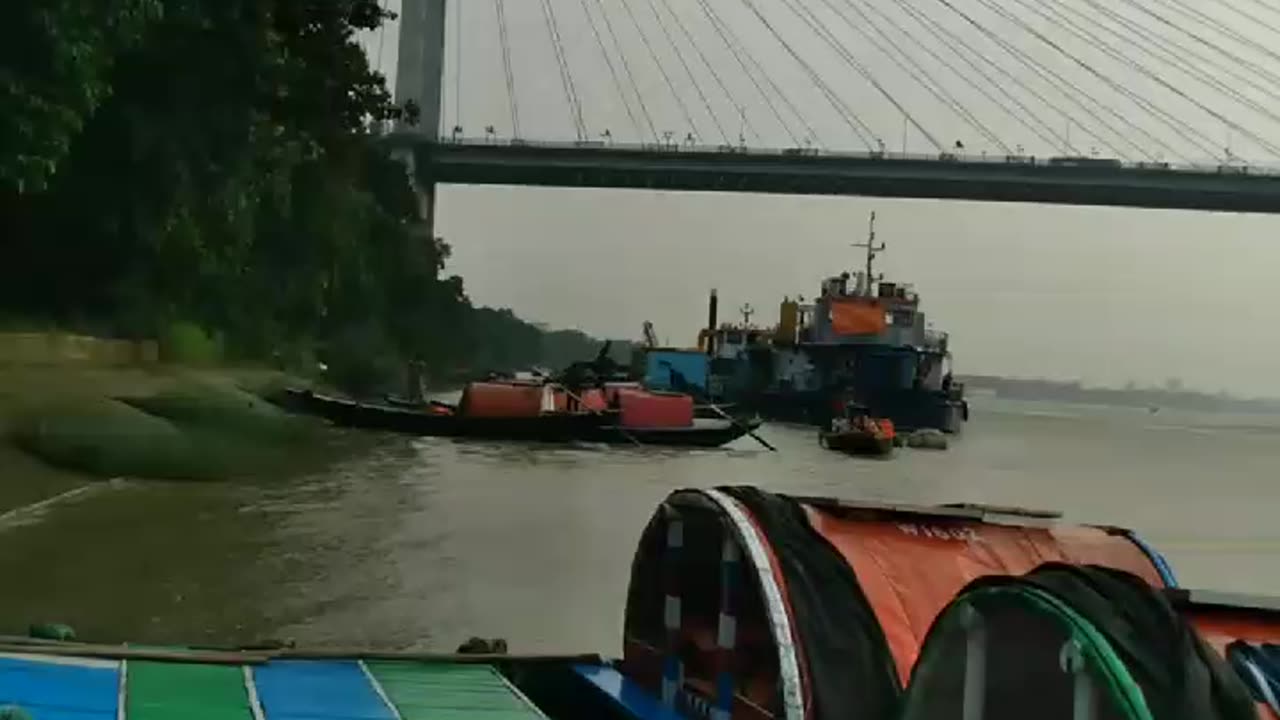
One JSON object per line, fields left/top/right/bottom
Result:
{"left": 276, "top": 649, "right": 603, "bottom": 665}
{"left": 0, "top": 654, "right": 120, "bottom": 719}
{"left": 0, "top": 642, "right": 268, "bottom": 666}
{"left": 252, "top": 659, "right": 396, "bottom": 720}
{"left": 367, "top": 660, "right": 547, "bottom": 720}
{"left": 939, "top": 502, "right": 1063, "bottom": 520}
{"left": 1165, "top": 588, "right": 1280, "bottom": 613}
{"left": 126, "top": 661, "right": 250, "bottom": 720}
{"left": 791, "top": 495, "right": 1063, "bottom": 523}
{"left": 791, "top": 495, "right": 987, "bottom": 521}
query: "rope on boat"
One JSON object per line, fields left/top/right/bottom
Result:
{"left": 559, "top": 385, "right": 642, "bottom": 447}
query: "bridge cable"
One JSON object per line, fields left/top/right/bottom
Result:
{"left": 748, "top": 0, "right": 881, "bottom": 149}
{"left": 1005, "top": 0, "right": 1224, "bottom": 158}
{"left": 644, "top": 0, "right": 729, "bottom": 144}
{"left": 591, "top": 0, "right": 659, "bottom": 142}
{"left": 1085, "top": 0, "right": 1280, "bottom": 106}
{"left": 928, "top": 0, "right": 1166, "bottom": 160}
{"left": 1239, "top": 0, "right": 1280, "bottom": 26}
{"left": 1014, "top": 0, "right": 1277, "bottom": 158}
{"left": 374, "top": 0, "right": 389, "bottom": 77}
{"left": 886, "top": 0, "right": 1076, "bottom": 154}
{"left": 1154, "top": 0, "right": 1280, "bottom": 70}
{"left": 741, "top": 0, "right": 883, "bottom": 149}
{"left": 692, "top": 0, "right": 806, "bottom": 146}
{"left": 842, "top": 0, "right": 1048, "bottom": 153}
{"left": 823, "top": 0, "right": 1011, "bottom": 153}
{"left": 617, "top": 0, "right": 700, "bottom": 140}
{"left": 577, "top": 0, "right": 643, "bottom": 141}
{"left": 1060, "top": 0, "right": 1280, "bottom": 133}
{"left": 493, "top": 0, "right": 521, "bottom": 138}
{"left": 654, "top": 0, "right": 761, "bottom": 144}
{"left": 539, "top": 0, "right": 588, "bottom": 140}
{"left": 1116, "top": 0, "right": 1280, "bottom": 95}
{"left": 1007, "top": 0, "right": 1276, "bottom": 159}
{"left": 1216, "top": 0, "right": 1280, "bottom": 37}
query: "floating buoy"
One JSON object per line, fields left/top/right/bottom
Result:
{"left": 906, "top": 429, "right": 949, "bottom": 450}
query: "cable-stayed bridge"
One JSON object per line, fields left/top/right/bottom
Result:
{"left": 371, "top": 0, "right": 1280, "bottom": 220}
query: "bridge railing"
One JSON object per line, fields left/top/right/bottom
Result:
{"left": 417, "top": 132, "right": 1280, "bottom": 178}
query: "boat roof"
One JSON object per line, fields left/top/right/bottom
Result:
{"left": 622, "top": 487, "right": 1167, "bottom": 720}
{"left": 0, "top": 646, "right": 564, "bottom": 720}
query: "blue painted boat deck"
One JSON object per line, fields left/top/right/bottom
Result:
{"left": 0, "top": 652, "right": 613, "bottom": 720}
{"left": 253, "top": 661, "right": 394, "bottom": 720}
{"left": 0, "top": 655, "right": 119, "bottom": 720}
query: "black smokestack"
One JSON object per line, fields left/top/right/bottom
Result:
{"left": 706, "top": 288, "right": 718, "bottom": 355}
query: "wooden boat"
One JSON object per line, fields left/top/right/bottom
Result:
{"left": 272, "top": 388, "right": 760, "bottom": 448}
{"left": 819, "top": 414, "right": 895, "bottom": 456}
{"left": 820, "top": 426, "right": 893, "bottom": 455}
{"left": 384, "top": 392, "right": 740, "bottom": 420}
{"left": 5, "top": 488, "right": 1277, "bottom": 720}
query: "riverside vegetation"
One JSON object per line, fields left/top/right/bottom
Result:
{"left": 0, "top": 2, "right": 616, "bottom": 499}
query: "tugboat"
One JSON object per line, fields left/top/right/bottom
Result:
{"left": 695, "top": 212, "right": 968, "bottom": 432}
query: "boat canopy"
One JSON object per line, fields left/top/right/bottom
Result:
{"left": 1175, "top": 590, "right": 1280, "bottom": 718}
{"left": 620, "top": 487, "right": 1167, "bottom": 720}
{"left": 899, "top": 564, "right": 1265, "bottom": 720}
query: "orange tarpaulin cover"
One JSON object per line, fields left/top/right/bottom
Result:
{"left": 1190, "top": 609, "right": 1280, "bottom": 720}
{"left": 829, "top": 299, "right": 886, "bottom": 336}
{"left": 801, "top": 506, "right": 1163, "bottom": 683}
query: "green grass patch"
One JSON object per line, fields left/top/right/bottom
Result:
{"left": 160, "top": 322, "right": 223, "bottom": 365}
{"left": 2, "top": 369, "right": 340, "bottom": 485}
{"left": 120, "top": 378, "right": 316, "bottom": 443}
{"left": 10, "top": 398, "right": 225, "bottom": 481}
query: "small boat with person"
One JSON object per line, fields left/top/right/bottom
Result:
{"left": 819, "top": 401, "right": 895, "bottom": 456}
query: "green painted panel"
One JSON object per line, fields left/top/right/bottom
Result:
{"left": 126, "top": 661, "right": 251, "bottom": 720}
{"left": 367, "top": 662, "right": 545, "bottom": 720}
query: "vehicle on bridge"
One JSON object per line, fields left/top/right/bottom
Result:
{"left": 1047, "top": 155, "right": 1125, "bottom": 167}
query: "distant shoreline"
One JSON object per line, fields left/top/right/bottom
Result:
{"left": 959, "top": 375, "right": 1280, "bottom": 415}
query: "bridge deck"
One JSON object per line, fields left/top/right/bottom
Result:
{"left": 392, "top": 136, "right": 1280, "bottom": 214}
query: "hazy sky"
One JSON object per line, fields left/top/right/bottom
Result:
{"left": 361, "top": 1, "right": 1280, "bottom": 395}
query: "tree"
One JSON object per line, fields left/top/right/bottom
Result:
{"left": 0, "top": 0, "right": 162, "bottom": 193}
{"left": 0, "top": 0, "right": 609, "bottom": 391}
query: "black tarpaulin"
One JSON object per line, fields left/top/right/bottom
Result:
{"left": 720, "top": 486, "right": 902, "bottom": 720}
{"left": 965, "top": 564, "right": 1258, "bottom": 720}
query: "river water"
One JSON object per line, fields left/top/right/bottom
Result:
{"left": 0, "top": 397, "right": 1276, "bottom": 654}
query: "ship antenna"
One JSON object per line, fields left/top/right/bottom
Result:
{"left": 851, "top": 211, "right": 886, "bottom": 294}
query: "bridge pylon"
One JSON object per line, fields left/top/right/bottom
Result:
{"left": 394, "top": 0, "right": 447, "bottom": 231}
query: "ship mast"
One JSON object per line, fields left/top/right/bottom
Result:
{"left": 851, "top": 211, "right": 885, "bottom": 296}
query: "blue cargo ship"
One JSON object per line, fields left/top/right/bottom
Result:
{"left": 649, "top": 213, "right": 967, "bottom": 432}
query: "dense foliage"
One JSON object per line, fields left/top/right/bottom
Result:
{"left": 0, "top": 0, "right": 608, "bottom": 389}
